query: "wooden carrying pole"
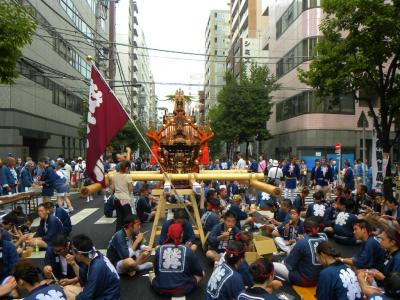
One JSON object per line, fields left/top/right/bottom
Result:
{"left": 81, "top": 172, "right": 280, "bottom": 197}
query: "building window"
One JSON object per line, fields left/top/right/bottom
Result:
{"left": 58, "top": 0, "right": 94, "bottom": 44}
{"left": 276, "top": 91, "right": 355, "bottom": 122}
{"left": 276, "top": 37, "right": 319, "bottom": 78}
{"left": 19, "top": 60, "right": 83, "bottom": 115}
{"left": 276, "top": 0, "right": 321, "bottom": 39}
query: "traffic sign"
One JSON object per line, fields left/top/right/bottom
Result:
{"left": 335, "top": 143, "right": 341, "bottom": 154}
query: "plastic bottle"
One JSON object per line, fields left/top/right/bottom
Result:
{"left": 35, "top": 241, "right": 39, "bottom": 254}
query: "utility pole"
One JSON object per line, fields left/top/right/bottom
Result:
{"left": 108, "top": 0, "right": 117, "bottom": 89}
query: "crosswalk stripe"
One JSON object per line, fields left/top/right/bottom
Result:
{"left": 70, "top": 208, "right": 99, "bottom": 225}
{"left": 95, "top": 216, "right": 116, "bottom": 224}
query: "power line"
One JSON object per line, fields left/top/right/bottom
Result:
{"left": 32, "top": 32, "right": 314, "bottom": 67}
{"left": 34, "top": 25, "right": 314, "bottom": 61}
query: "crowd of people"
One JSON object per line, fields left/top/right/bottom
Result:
{"left": 0, "top": 152, "right": 399, "bottom": 299}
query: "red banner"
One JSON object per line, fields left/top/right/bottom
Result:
{"left": 86, "top": 65, "right": 128, "bottom": 185}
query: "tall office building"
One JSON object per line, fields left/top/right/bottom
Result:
{"left": 204, "top": 10, "right": 230, "bottom": 113}
{"left": 136, "top": 29, "right": 156, "bottom": 128}
{"left": 0, "top": 0, "right": 109, "bottom": 160}
{"left": 227, "top": 0, "right": 267, "bottom": 79}
{"left": 115, "top": 1, "right": 156, "bottom": 127}
{"left": 262, "top": 0, "right": 398, "bottom": 163}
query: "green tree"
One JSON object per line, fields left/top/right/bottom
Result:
{"left": 299, "top": 0, "right": 400, "bottom": 179}
{"left": 109, "top": 122, "right": 148, "bottom": 154}
{"left": 0, "top": 1, "right": 36, "bottom": 84}
{"left": 208, "top": 64, "right": 278, "bottom": 158}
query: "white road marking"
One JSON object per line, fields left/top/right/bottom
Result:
{"left": 70, "top": 208, "right": 99, "bottom": 225}
{"left": 95, "top": 216, "right": 116, "bottom": 224}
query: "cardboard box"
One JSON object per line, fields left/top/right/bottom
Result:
{"left": 245, "top": 235, "right": 277, "bottom": 265}
{"left": 254, "top": 235, "right": 277, "bottom": 256}
{"left": 245, "top": 251, "right": 261, "bottom": 264}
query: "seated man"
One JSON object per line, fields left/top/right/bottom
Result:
{"left": 0, "top": 229, "right": 18, "bottom": 288}
{"left": 305, "top": 191, "right": 328, "bottom": 221}
{"left": 338, "top": 219, "right": 386, "bottom": 270}
{"left": 293, "top": 187, "right": 309, "bottom": 213}
{"left": 63, "top": 234, "right": 121, "bottom": 300}
{"left": 136, "top": 185, "right": 156, "bottom": 223}
{"left": 201, "top": 193, "right": 221, "bottom": 235}
{"left": 206, "top": 211, "right": 239, "bottom": 263}
{"left": 159, "top": 209, "right": 197, "bottom": 252}
{"left": 27, "top": 203, "right": 64, "bottom": 249}
{"left": 228, "top": 195, "right": 253, "bottom": 229}
{"left": 269, "top": 199, "right": 292, "bottom": 237}
{"left": 107, "top": 215, "right": 152, "bottom": 277}
{"left": 273, "top": 217, "right": 328, "bottom": 287}
{"left": 150, "top": 223, "right": 204, "bottom": 297}
{"left": 44, "top": 201, "right": 72, "bottom": 236}
{"left": 324, "top": 197, "right": 358, "bottom": 245}
{"left": 1, "top": 213, "right": 25, "bottom": 253}
{"left": 274, "top": 208, "right": 304, "bottom": 254}
{"left": 274, "top": 199, "right": 292, "bottom": 224}
{"left": 205, "top": 240, "right": 245, "bottom": 300}
{"left": 43, "top": 234, "right": 79, "bottom": 286}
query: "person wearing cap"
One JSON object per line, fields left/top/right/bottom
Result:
{"left": 63, "top": 234, "right": 120, "bottom": 300}
{"left": 158, "top": 209, "right": 197, "bottom": 252}
{"left": 316, "top": 241, "right": 362, "bottom": 300}
{"left": 106, "top": 215, "right": 152, "bottom": 277}
{"left": 150, "top": 222, "right": 204, "bottom": 297}
{"left": 238, "top": 258, "right": 282, "bottom": 300}
{"left": 267, "top": 160, "right": 283, "bottom": 187}
{"left": 205, "top": 240, "right": 245, "bottom": 300}
{"left": 206, "top": 211, "right": 240, "bottom": 263}
{"left": 282, "top": 157, "right": 300, "bottom": 205}
{"left": 27, "top": 203, "right": 64, "bottom": 249}
{"left": 201, "top": 190, "right": 222, "bottom": 234}
{"left": 2, "top": 156, "right": 17, "bottom": 194}
{"left": 18, "top": 161, "right": 34, "bottom": 192}
{"left": 74, "top": 157, "right": 86, "bottom": 187}
{"left": 273, "top": 216, "right": 328, "bottom": 287}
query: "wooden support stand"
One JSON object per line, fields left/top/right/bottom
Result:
{"left": 148, "top": 189, "right": 206, "bottom": 250}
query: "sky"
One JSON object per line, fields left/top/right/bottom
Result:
{"left": 116, "top": 0, "right": 229, "bottom": 112}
